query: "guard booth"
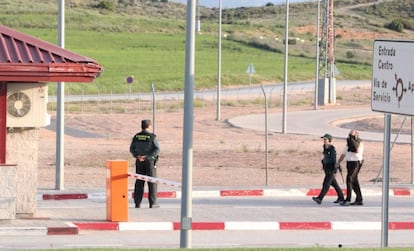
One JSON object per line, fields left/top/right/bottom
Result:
{"left": 0, "top": 25, "right": 103, "bottom": 219}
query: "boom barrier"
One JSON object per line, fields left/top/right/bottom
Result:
{"left": 128, "top": 172, "right": 181, "bottom": 188}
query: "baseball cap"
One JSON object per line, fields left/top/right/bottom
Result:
{"left": 321, "top": 133, "right": 333, "bottom": 140}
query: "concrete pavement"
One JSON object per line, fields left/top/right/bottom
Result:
{"left": 0, "top": 185, "right": 413, "bottom": 235}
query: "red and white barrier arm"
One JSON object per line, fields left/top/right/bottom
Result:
{"left": 128, "top": 172, "right": 181, "bottom": 188}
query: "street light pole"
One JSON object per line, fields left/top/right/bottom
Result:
{"left": 180, "top": 0, "right": 196, "bottom": 248}
{"left": 282, "top": 0, "right": 289, "bottom": 134}
{"left": 216, "top": 0, "right": 222, "bottom": 121}
{"left": 56, "top": 0, "right": 65, "bottom": 190}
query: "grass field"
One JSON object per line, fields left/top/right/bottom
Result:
{"left": 17, "top": 27, "right": 371, "bottom": 95}
{"left": 1, "top": 0, "right": 387, "bottom": 95}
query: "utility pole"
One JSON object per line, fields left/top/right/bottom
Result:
{"left": 317, "top": 0, "right": 336, "bottom": 105}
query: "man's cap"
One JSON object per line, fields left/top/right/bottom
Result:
{"left": 321, "top": 133, "right": 333, "bottom": 140}
{"left": 141, "top": 119, "right": 152, "bottom": 129}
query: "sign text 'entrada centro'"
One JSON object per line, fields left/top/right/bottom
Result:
{"left": 371, "top": 40, "right": 414, "bottom": 116}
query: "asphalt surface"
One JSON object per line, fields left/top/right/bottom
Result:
{"left": 229, "top": 107, "right": 412, "bottom": 143}
{"left": 1, "top": 185, "right": 414, "bottom": 236}
{"left": 2, "top": 101, "right": 414, "bottom": 236}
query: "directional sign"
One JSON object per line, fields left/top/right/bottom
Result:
{"left": 371, "top": 40, "right": 414, "bottom": 116}
{"left": 126, "top": 75, "right": 134, "bottom": 84}
{"left": 246, "top": 63, "right": 255, "bottom": 74}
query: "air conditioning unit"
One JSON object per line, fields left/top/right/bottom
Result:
{"left": 6, "top": 83, "right": 49, "bottom": 128}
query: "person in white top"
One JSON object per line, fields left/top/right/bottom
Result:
{"left": 336, "top": 129, "right": 364, "bottom": 206}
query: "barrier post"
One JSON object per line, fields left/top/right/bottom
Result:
{"left": 106, "top": 160, "right": 128, "bottom": 222}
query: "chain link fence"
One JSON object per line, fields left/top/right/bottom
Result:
{"left": 48, "top": 85, "right": 371, "bottom": 115}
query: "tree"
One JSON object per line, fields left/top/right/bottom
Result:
{"left": 385, "top": 19, "right": 404, "bottom": 33}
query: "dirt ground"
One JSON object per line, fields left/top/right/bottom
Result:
{"left": 38, "top": 87, "right": 414, "bottom": 191}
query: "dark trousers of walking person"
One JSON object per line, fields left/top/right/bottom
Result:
{"left": 345, "top": 160, "right": 362, "bottom": 203}
{"left": 134, "top": 158, "right": 157, "bottom": 208}
{"left": 317, "top": 164, "right": 344, "bottom": 202}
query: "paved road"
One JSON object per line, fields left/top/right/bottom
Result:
{"left": 228, "top": 107, "right": 413, "bottom": 143}
{"left": 2, "top": 229, "right": 414, "bottom": 249}
{"left": 1, "top": 191, "right": 414, "bottom": 249}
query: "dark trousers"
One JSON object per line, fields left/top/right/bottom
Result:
{"left": 134, "top": 159, "right": 158, "bottom": 207}
{"left": 317, "top": 164, "right": 344, "bottom": 201}
{"left": 345, "top": 161, "right": 363, "bottom": 202}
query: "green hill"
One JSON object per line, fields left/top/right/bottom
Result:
{"left": 1, "top": 0, "right": 413, "bottom": 94}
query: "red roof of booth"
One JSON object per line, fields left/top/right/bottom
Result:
{"left": 0, "top": 25, "right": 103, "bottom": 82}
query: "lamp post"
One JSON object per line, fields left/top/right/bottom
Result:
{"left": 282, "top": 0, "right": 289, "bottom": 134}
{"left": 180, "top": 0, "right": 196, "bottom": 248}
{"left": 216, "top": 0, "right": 222, "bottom": 121}
{"left": 56, "top": 0, "right": 65, "bottom": 190}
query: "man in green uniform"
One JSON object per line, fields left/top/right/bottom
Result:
{"left": 129, "top": 119, "right": 160, "bottom": 208}
{"left": 312, "top": 133, "right": 344, "bottom": 205}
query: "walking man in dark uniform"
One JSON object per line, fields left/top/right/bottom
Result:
{"left": 312, "top": 133, "right": 344, "bottom": 205}
{"left": 129, "top": 119, "right": 160, "bottom": 208}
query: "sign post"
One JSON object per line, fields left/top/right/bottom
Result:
{"left": 126, "top": 76, "right": 134, "bottom": 101}
{"left": 246, "top": 63, "right": 255, "bottom": 87}
{"left": 371, "top": 39, "right": 414, "bottom": 247}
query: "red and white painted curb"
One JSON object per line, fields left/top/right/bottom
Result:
{"left": 41, "top": 187, "right": 413, "bottom": 200}
{"left": 0, "top": 222, "right": 79, "bottom": 236}
{"left": 29, "top": 187, "right": 414, "bottom": 235}
{"left": 72, "top": 221, "right": 414, "bottom": 231}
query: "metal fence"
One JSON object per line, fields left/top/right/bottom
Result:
{"left": 48, "top": 85, "right": 371, "bottom": 115}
